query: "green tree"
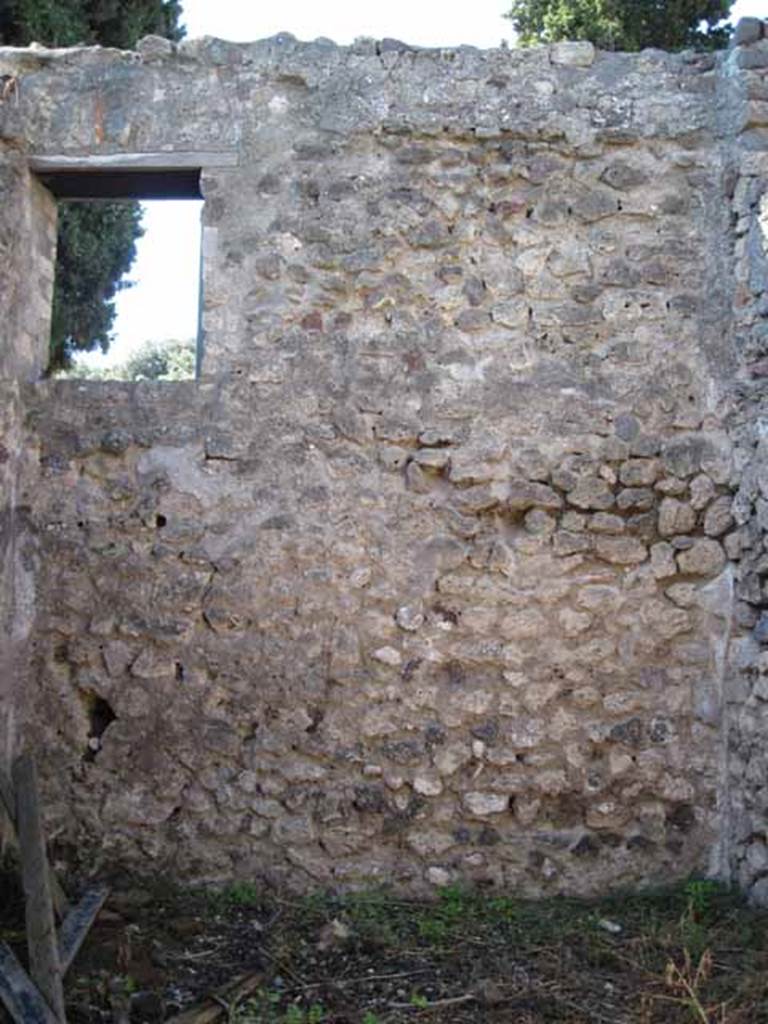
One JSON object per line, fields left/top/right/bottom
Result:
{"left": 59, "top": 338, "right": 195, "bottom": 381}
{"left": 0, "top": 0, "right": 184, "bottom": 370}
{"left": 506, "top": 0, "right": 734, "bottom": 51}
{"left": 0, "top": 0, "right": 184, "bottom": 50}
{"left": 123, "top": 338, "right": 196, "bottom": 381}
{"left": 48, "top": 203, "right": 144, "bottom": 368}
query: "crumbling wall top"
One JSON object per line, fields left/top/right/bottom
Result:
{"left": 0, "top": 32, "right": 721, "bottom": 156}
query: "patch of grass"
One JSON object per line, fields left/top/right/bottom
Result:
{"left": 62, "top": 874, "right": 768, "bottom": 1024}
{"left": 284, "top": 879, "right": 768, "bottom": 1020}
{"left": 212, "top": 880, "right": 262, "bottom": 909}
{"left": 414, "top": 884, "right": 472, "bottom": 944}
{"left": 333, "top": 886, "right": 414, "bottom": 950}
{"left": 234, "top": 990, "right": 326, "bottom": 1024}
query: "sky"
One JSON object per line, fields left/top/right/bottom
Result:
{"left": 75, "top": 0, "right": 767, "bottom": 371}
{"left": 180, "top": 0, "right": 767, "bottom": 52}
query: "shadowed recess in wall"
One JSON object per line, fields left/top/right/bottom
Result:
{"left": 80, "top": 692, "right": 117, "bottom": 762}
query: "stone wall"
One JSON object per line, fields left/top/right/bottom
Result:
{"left": 1, "top": 22, "right": 768, "bottom": 896}
{"left": 0, "top": 137, "right": 57, "bottom": 767}
{"left": 720, "top": 21, "right": 768, "bottom": 903}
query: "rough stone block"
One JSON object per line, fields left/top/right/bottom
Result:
{"left": 137, "top": 34, "right": 175, "bottom": 60}
{"left": 744, "top": 100, "right": 768, "bottom": 127}
{"left": 736, "top": 41, "right": 768, "bottom": 68}
{"left": 703, "top": 495, "right": 734, "bottom": 537}
{"left": 567, "top": 477, "right": 615, "bottom": 511}
{"left": 506, "top": 480, "right": 563, "bottom": 512}
{"left": 676, "top": 539, "right": 726, "bottom": 577}
{"left": 617, "top": 487, "right": 655, "bottom": 512}
{"left": 594, "top": 536, "right": 648, "bottom": 565}
{"left": 463, "top": 792, "right": 509, "bottom": 816}
{"left": 733, "top": 18, "right": 764, "bottom": 46}
{"left": 658, "top": 498, "right": 697, "bottom": 537}
{"left": 549, "top": 40, "right": 595, "bottom": 67}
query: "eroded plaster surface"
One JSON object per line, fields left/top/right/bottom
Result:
{"left": 2, "top": 22, "right": 768, "bottom": 896}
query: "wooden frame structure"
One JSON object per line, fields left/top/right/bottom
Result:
{"left": 0, "top": 755, "right": 108, "bottom": 1024}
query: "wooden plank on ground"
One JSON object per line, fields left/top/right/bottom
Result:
{"left": 166, "top": 971, "right": 265, "bottom": 1024}
{"left": 58, "top": 885, "right": 109, "bottom": 974}
{"left": 12, "top": 755, "right": 66, "bottom": 1023}
{"left": 0, "top": 942, "right": 61, "bottom": 1024}
{"left": 0, "top": 767, "right": 69, "bottom": 921}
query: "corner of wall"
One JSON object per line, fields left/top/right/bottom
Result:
{"left": 715, "top": 17, "right": 768, "bottom": 902}
{"left": 0, "top": 145, "right": 54, "bottom": 772}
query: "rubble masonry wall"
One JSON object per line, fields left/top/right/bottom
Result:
{"left": 2, "top": 23, "right": 768, "bottom": 896}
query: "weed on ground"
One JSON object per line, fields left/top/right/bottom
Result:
{"left": 2, "top": 868, "right": 768, "bottom": 1023}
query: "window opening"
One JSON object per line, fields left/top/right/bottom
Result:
{"left": 36, "top": 167, "right": 203, "bottom": 381}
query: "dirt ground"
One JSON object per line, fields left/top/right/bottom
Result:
{"left": 3, "top": 869, "right": 768, "bottom": 1024}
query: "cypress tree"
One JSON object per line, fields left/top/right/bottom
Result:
{"left": 0, "top": 0, "right": 184, "bottom": 370}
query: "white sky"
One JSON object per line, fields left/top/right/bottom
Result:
{"left": 180, "top": 0, "right": 766, "bottom": 50}
{"left": 75, "top": 0, "right": 767, "bottom": 370}
{"left": 181, "top": 0, "right": 517, "bottom": 49}
{"left": 77, "top": 200, "right": 203, "bottom": 368}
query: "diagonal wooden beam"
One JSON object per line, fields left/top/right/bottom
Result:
{"left": 166, "top": 971, "right": 266, "bottom": 1024}
{"left": 0, "top": 942, "right": 61, "bottom": 1024}
{"left": 58, "top": 885, "right": 109, "bottom": 975}
{"left": 12, "top": 755, "right": 66, "bottom": 1023}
